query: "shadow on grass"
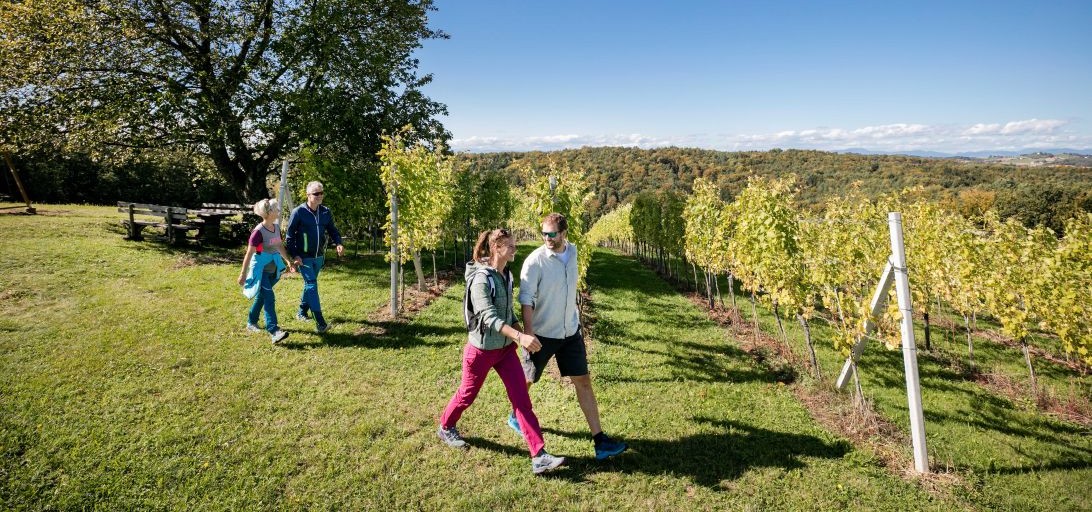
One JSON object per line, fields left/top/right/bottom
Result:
{"left": 471, "top": 417, "right": 852, "bottom": 487}
{"left": 279, "top": 318, "right": 463, "bottom": 350}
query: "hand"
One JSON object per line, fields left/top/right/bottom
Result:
{"left": 237, "top": 275, "right": 245, "bottom": 286}
{"left": 518, "top": 333, "right": 542, "bottom": 353}
{"left": 335, "top": 244, "right": 344, "bottom": 257}
{"left": 293, "top": 256, "right": 303, "bottom": 267}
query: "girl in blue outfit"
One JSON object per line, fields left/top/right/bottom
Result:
{"left": 237, "top": 199, "right": 297, "bottom": 344}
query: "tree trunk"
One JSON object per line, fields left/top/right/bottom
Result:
{"left": 727, "top": 272, "right": 737, "bottom": 312}
{"left": 432, "top": 252, "right": 438, "bottom": 288}
{"left": 923, "top": 311, "right": 932, "bottom": 351}
{"left": 964, "top": 314, "right": 975, "bottom": 370}
{"left": 750, "top": 291, "right": 759, "bottom": 343}
{"left": 1022, "top": 337, "right": 1037, "bottom": 395}
{"left": 852, "top": 360, "right": 865, "bottom": 410}
{"left": 411, "top": 249, "right": 426, "bottom": 291}
{"left": 692, "top": 262, "right": 699, "bottom": 293}
{"left": 798, "top": 313, "right": 821, "bottom": 379}
{"left": 715, "top": 273, "right": 723, "bottom": 310}
{"left": 398, "top": 267, "right": 405, "bottom": 314}
{"left": 773, "top": 300, "right": 788, "bottom": 344}
{"left": 704, "top": 270, "right": 713, "bottom": 310}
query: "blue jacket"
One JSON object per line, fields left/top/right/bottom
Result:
{"left": 284, "top": 204, "right": 343, "bottom": 259}
{"left": 243, "top": 252, "right": 287, "bottom": 299}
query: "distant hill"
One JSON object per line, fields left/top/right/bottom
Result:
{"left": 456, "top": 146, "right": 1092, "bottom": 232}
{"left": 836, "top": 148, "right": 1092, "bottom": 165}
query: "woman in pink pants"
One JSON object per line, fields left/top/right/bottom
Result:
{"left": 438, "top": 228, "right": 565, "bottom": 475}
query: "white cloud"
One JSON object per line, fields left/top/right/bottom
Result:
{"left": 450, "top": 119, "right": 1090, "bottom": 154}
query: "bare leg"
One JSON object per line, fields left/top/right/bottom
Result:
{"left": 569, "top": 374, "right": 602, "bottom": 435}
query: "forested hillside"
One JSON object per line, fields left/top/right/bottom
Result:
{"left": 456, "top": 147, "right": 1092, "bottom": 231}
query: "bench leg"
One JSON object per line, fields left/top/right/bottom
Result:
{"left": 124, "top": 222, "right": 145, "bottom": 241}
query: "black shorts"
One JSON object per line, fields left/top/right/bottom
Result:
{"left": 520, "top": 328, "right": 588, "bottom": 383}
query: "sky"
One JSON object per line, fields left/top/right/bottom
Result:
{"left": 414, "top": 0, "right": 1092, "bottom": 154}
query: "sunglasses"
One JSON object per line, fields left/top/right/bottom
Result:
{"left": 309, "top": 191, "right": 324, "bottom": 196}
{"left": 542, "top": 231, "right": 559, "bottom": 238}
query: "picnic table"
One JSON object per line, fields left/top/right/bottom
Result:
{"left": 192, "top": 203, "right": 257, "bottom": 243}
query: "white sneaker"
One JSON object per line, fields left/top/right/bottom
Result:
{"left": 438, "top": 426, "right": 467, "bottom": 449}
{"left": 245, "top": 324, "right": 262, "bottom": 333}
{"left": 531, "top": 452, "right": 565, "bottom": 475}
{"left": 271, "top": 330, "right": 289, "bottom": 344}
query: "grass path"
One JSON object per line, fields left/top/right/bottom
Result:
{"left": 0, "top": 205, "right": 1083, "bottom": 510}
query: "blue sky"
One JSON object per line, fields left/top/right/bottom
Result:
{"left": 415, "top": 0, "right": 1092, "bottom": 153}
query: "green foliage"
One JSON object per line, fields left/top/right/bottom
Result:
{"left": 378, "top": 130, "right": 455, "bottom": 263}
{"left": 515, "top": 161, "right": 593, "bottom": 289}
{"left": 290, "top": 146, "right": 386, "bottom": 239}
{"left": 447, "top": 164, "right": 514, "bottom": 241}
{"left": 587, "top": 202, "right": 633, "bottom": 248}
{"left": 727, "top": 177, "right": 814, "bottom": 318}
{"left": 682, "top": 178, "right": 728, "bottom": 271}
{"left": 1038, "top": 214, "right": 1092, "bottom": 365}
{"left": 0, "top": 0, "right": 449, "bottom": 201}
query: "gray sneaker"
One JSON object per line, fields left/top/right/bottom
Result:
{"left": 438, "top": 426, "right": 467, "bottom": 449}
{"left": 245, "top": 324, "right": 262, "bottom": 333}
{"left": 531, "top": 452, "right": 565, "bottom": 475}
{"left": 271, "top": 330, "right": 289, "bottom": 344}
{"left": 316, "top": 323, "right": 330, "bottom": 334}
{"left": 295, "top": 311, "right": 309, "bottom": 322}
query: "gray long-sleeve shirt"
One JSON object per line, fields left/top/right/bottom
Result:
{"left": 518, "top": 242, "right": 580, "bottom": 339}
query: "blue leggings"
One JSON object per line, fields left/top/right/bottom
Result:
{"left": 248, "top": 272, "right": 280, "bottom": 333}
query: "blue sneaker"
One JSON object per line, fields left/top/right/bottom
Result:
{"left": 507, "top": 413, "right": 522, "bottom": 435}
{"left": 594, "top": 434, "right": 627, "bottom": 460}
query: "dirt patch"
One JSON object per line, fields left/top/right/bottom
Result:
{"left": 361, "top": 268, "right": 459, "bottom": 331}
{"left": 973, "top": 370, "right": 1092, "bottom": 428}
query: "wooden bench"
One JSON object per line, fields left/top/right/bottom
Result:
{"left": 118, "top": 202, "right": 195, "bottom": 244}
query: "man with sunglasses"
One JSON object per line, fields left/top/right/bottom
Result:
{"left": 284, "top": 181, "right": 344, "bottom": 333}
{"left": 516, "top": 213, "right": 628, "bottom": 460}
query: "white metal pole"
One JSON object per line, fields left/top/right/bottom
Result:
{"left": 390, "top": 179, "right": 400, "bottom": 317}
{"left": 279, "top": 160, "right": 293, "bottom": 230}
{"left": 888, "top": 211, "right": 929, "bottom": 473}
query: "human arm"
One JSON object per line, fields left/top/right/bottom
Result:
{"left": 278, "top": 244, "right": 296, "bottom": 272}
{"left": 325, "top": 209, "right": 345, "bottom": 257}
{"left": 237, "top": 244, "right": 257, "bottom": 285}
{"left": 471, "top": 274, "right": 541, "bottom": 352}
{"left": 518, "top": 258, "right": 540, "bottom": 336}
{"left": 283, "top": 207, "right": 302, "bottom": 264}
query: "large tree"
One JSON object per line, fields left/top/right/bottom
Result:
{"left": 0, "top": 0, "right": 448, "bottom": 201}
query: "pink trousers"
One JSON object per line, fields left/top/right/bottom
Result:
{"left": 440, "top": 342, "right": 545, "bottom": 457}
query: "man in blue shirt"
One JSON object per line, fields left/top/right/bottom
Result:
{"left": 284, "top": 181, "right": 344, "bottom": 333}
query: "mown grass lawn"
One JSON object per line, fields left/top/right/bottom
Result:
{"left": 1, "top": 204, "right": 1087, "bottom": 510}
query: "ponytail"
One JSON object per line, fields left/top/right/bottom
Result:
{"left": 472, "top": 230, "right": 491, "bottom": 262}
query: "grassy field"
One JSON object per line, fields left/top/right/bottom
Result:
{"left": 1, "top": 204, "right": 1088, "bottom": 510}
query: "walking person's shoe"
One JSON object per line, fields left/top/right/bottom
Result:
{"left": 437, "top": 426, "right": 467, "bottom": 449}
{"left": 593, "top": 432, "right": 628, "bottom": 460}
{"left": 295, "top": 311, "right": 309, "bottom": 322}
{"left": 245, "top": 323, "right": 262, "bottom": 333}
{"left": 271, "top": 330, "right": 289, "bottom": 344}
{"left": 316, "top": 323, "right": 330, "bottom": 334}
{"left": 506, "top": 413, "right": 523, "bottom": 436}
{"left": 531, "top": 450, "right": 565, "bottom": 475}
